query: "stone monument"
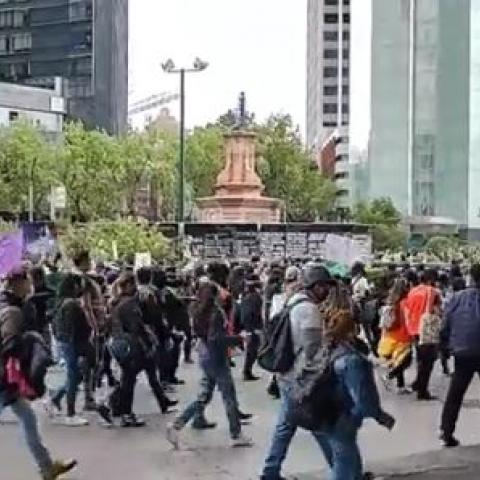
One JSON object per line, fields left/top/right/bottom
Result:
{"left": 196, "top": 93, "right": 281, "bottom": 223}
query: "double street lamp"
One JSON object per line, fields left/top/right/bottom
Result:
{"left": 161, "top": 57, "right": 209, "bottom": 223}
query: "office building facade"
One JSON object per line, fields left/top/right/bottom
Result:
{"left": 369, "top": 0, "right": 480, "bottom": 237}
{"left": 306, "top": 0, "right": 351, "bottom": 206}
{"left": 0, "top": 0, "right": 128, "bottom": 135}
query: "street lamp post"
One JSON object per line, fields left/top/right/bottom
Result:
{"left": 161, "top": 57, "right": 209, "bottom": 223}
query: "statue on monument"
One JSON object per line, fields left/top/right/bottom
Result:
{"left": 233, "top": 91, "right": 254, "bottom": 130}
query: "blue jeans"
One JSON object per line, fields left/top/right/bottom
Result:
{"left": 262, "top": 385, "right": 363, "bottom": 480}
{"left": 174, "top": 363, "right": 241, "bottom": 438}
{"left": 0, "top": 391, "right": 53, "bottom": 473}
{"left": 52, "top": 342, "right": 81, "bottom": 417}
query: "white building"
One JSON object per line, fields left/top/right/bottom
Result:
{"left": 307, "top": 0, "right": 351, "bottom": 205}
{"left": 0, "top": 77, "right": 65, "bottom": 136}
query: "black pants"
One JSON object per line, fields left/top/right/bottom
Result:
{"left": 243, "top": 332, "right": 260, "bottom": 376}
{"left": 160, "top": 334, "right": 182, "bottom": 382}
{"left": 183, "top": 328, "right": 193, "bottom": 362}
{"left": 414, "top": 343, "right": 437, "bottom": 397}
{"left": 118, "top": 362, "right": 140, "bottom": 416}
{"left": 144, "top": 358, "right": 169, "bottom": 410}
{"left": 441, "top": 355, "right": 480, "bottom": 436}
{"left": 388, "top": 350, "right": 412, "bottom": 389}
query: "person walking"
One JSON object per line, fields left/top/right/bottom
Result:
{"left": 48, "top": 274, "right": 91, "bottom": 426}
{"left": 166, "top": 281, "right": 252, "bottom": 448}
{"left": 260, "top": 263, "right": 334, "bottom": 480}
{"left": 0, "top": 266, "right": 77, "bottom": 479}
{"left": 440, "top": 264, "right": 480, "bottom": 447}
{"left": 404, "top": 269, "right": 441, "bottom": 400}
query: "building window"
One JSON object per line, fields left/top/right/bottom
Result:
{"left": 0, "top": 35, "right": 7, "bottom": 54}
{"left": 323, "top": 31, "right": 338, "bottom": 41}
{"left": 342, "top": 49, "right": 349, "bottom": 59}
{"left": 11, "top": 32, "right": 31, "bottom": 51}
{"left": 323, "top": 49, "right": 338, "bottom": 59}
{"left": 324, "top": 121, "right": 337, "bottom": 127}
{"left": 343, "top": 13, "right": 350, "bottom": 24}
{"left": 342, "top": 31, "right": 350, "bottom": 41}
{"left": 342, "top": 67, "right": 349, "bottom": 77}
{"left": 325, "top": 0, "right": 338, "bottom": 5}
{"left": 323, "top": 103, "right": 338, "bottom": 114}
{"left": 9, "top": 111, "right": 19, "bottom": 122}
{"left": 343, "top": 0, "right": 350, "bottom": 4}
{"left": 342, "top": 85, "right": 349, "bottom": 95}
{"left": 335, "top": 172, "right": 348, "bottom": 180}
{"left": 324, "top": 67, "right": 338, "bottom": 77}
{"left": 324, "top": 85, "right": 337, "bottom": 96}
{"left": 336, "top": 189, "right": 349, "bottom": 197}
{"left": 324, "top": 13, "right": 338, "bottom": 23}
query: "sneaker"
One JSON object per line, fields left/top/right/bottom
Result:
{"left": 41, "top": 459, "right": 77, "bottom": 480}
{"left": 243, "top": 373, "right": 260, "bottom": 382}
{"left": 169, "top": 377, "right": 185, "bottom": 386}
{"left": 160, "top": 398, "right": 179, "bottom": 414}
{"left": 230, "top": 433, "right": 253, "bottom": 448}
{"left": 417, "top": 393, "right": 438, "bottom": 401}
{"left": 166, "top": 423, "right": 180, "bottom": 450}
{"left": 238, "top": 411, "right": 253, "bottom": 421}
{"left": 440, "top": 432, "right": 460, "bottom": 448}
{"left": 62, "top": 415, "right": 89, "bottom": 427}
{"left": 396, "top": 387, "right": 413, "bottom": 395}
{"left": 380, "top": 373, "right": 393, "bottom": 392}
{"left": 120, "top": 414, "right": 146, "bottom": 428}
{"left": 97, "top": 404, "right": 113, "bottom": 427}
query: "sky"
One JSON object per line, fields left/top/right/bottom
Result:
{"left": 129, "top": 0, "right": 308, "bottom": 136}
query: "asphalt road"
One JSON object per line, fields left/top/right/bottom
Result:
{"left": 2, "top": 357, "right": 480, "bottom": 479}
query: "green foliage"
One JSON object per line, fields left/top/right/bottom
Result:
{"left": 62, "top": 220, "right": 172, "bottom": 262}
{"left": 353, "top": 198, "right": 405, "bottom": 252}
{"left": 185, "top": 126, "right": 223, "bottom": 198}
{"left": 0, "top": 121, "right": 56, "bottom": 213}
{"left": 256, "top": 114, "right": 336, "bottom": 221}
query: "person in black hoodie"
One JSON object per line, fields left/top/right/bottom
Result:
{"left": 0, "top": 266, "right": 76, "bottom": 480}
{"left": 109, "top": 272, "right": 176, "bottom": 428}
{"left": 241, "top": 275, "right": 263, "bottom": 381}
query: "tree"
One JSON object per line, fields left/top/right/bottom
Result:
{"left": 256, "top": 114, "right": 336, "bottom": 221}
{"left": 0, "top": 121, "right": 56, "bottom": 216}
{"left": 353, "top": 198, "right": 406, "bottom": 251}
{"left": 185, "top": 126, "right": 223, "bottom": 198}
{"left": 56, "top": 122, "right": 124, "bottom": 221}
{"left": 62, "top": 220, "right": 172, "bottom": 262}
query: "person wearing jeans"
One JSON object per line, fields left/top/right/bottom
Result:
{"left": 0, "top": 265, "right": 77, "bottom": 479}
{"left": 167, "top": 281, "right": 252, "bottom": 448}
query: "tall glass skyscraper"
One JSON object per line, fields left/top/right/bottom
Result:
{"left": 369, "top": 0, "right": 480, "bottom": 237}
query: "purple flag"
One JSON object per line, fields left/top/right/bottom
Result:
{"left": 0, "top": 231, "right": 24, "bottom": 277}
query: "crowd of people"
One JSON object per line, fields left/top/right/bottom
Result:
{"left": 1, "top": 249, "right": 480, "bottom": 479}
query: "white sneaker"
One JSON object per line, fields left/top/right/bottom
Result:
{"left": 166, "top": 423, "right": 180, "bottom": 450}
{"left": 62, "top": 415, "right": 89, "bottom": 427}
{"left": 230, "top": 433, "right": 253, "bottom": 448}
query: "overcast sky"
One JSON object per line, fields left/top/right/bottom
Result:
{"left": 129, "top": 0, "right": 307, "bottom": 135}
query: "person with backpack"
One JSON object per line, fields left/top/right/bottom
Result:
{"left": 0, "top": 265, "right": 77, "bottom": 480}
{"left": 260, "top": 262, "right": 335, "bottom": 480}
{"left": 315, "top": 289, "right": 395, "bottom": 479}
{"left": 166, "top": 281, "right": 253, "bottom": 449}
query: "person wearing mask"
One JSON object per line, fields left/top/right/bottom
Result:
{"left": 0, "top": 266, "right": 77, "bottom": 479}
{"left": 260, "top": 263, "right": 334, "bottom": 480}
{"left": 47, "top": 274, "right": 91, "bottom": 427}
{"left": 440, "top": 264, "right": 480, "bottom": 447}
{"left": 166, "top": 282, "right": 253, "bottom": 448}
{"left": 404, "top": 269, "right": 441, "bottom": 401}
{"left": 378, "top": 278, "right": 413, "bottom": 394}
{"left": 241, "top": 275, "right": 263, "bottom": 382}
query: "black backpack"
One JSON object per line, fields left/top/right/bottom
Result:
{"left": 287, "top": 345, "right": 346, "bottom": 431}
{"left": 258, "top": 298, "right": 310, "bottom": 374}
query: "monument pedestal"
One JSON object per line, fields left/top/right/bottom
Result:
{"left": 197, "top": 130, "right": 281, "bottom": 223}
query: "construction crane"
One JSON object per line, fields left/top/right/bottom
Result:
{"left": 128, "top": 91, "right": 179, "bottom": 116}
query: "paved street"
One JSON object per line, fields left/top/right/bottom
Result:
{"left": 2, "top": 359, "right": 480, "bottom": 479}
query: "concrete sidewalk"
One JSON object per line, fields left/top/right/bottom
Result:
{"left": 296, "top": 445, "right": 480, "bottom": 480}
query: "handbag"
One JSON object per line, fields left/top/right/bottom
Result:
{"left": 419, "top": 288, "right": 441, "bottom": 345}
{"left": 4, "top": 357, "right": 37, "bottom": 400}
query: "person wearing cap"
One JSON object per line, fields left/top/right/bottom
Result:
{"left": 0, "top": 266, "right": 77, "bottom": 479}
{"left": 260, "top": 262, "right": 335, "bottom": 480}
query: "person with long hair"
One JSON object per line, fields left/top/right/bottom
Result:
{"left": 166, "top": 281, "right": 253, "bottom": 448}
{"left": 377, "top": 278, "right": 413, "bottom": 393}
